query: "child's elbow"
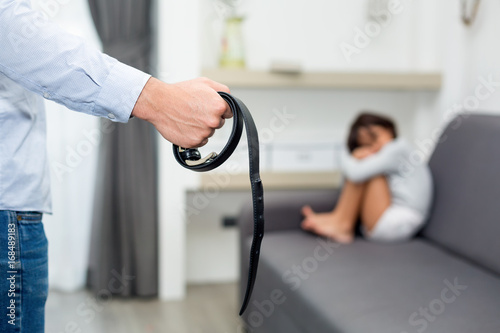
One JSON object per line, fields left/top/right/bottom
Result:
{"left": 342, "top": 171, "right": 368, "bottom": 184}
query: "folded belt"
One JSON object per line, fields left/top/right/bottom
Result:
{"left": 173, "top": 92, "right": 264, "bottom": 315}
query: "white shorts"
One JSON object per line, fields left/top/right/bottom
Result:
{"left": 363, "top": 205, "right": 425, "bottom": 242}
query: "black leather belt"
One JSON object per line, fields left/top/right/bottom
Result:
{"left": 173, "top": 92, "right": 264, "bottom": 315}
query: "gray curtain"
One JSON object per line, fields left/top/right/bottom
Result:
{"left": 86, "top": 0, "right": 158, "bottom": 297}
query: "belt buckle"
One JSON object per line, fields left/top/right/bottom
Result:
{"left": 178, "top": 147, "right": 218, "bottom": 166}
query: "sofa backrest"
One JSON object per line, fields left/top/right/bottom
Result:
{"left": 423, "top": 113, "right": 500, "bottom": 276}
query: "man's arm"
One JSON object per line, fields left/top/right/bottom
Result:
{"left": 0, "top": 0, "right": 230, "bottom": 148}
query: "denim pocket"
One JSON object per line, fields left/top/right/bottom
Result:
{"left": 15, "top": 211, "right": 43, "bottom": 224}
{"left": 15, "top": 212, "right": 47, "bottom": 252}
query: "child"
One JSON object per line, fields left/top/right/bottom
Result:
{"left": 301, "top": 113, "right": 433, "bottom": 243}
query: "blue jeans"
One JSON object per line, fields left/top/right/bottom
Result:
{"left": 0, "top": 211, "right": 48, "bottom": 332}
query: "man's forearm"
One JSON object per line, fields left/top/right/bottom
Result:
{"left": 0, "top": 0, "right": 149, "bottom": 122}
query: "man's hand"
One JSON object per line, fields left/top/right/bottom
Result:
{"left": 131, "top": 77, "right": 232, "bottom": 148}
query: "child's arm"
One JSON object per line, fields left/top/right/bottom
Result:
{"left": 352, "top": 146, "right": 376, "bottom": 160}
{"left": 341, "top": 138, "right": 409, "bottom": 183}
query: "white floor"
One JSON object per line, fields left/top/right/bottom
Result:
{"left": 46, "top": 283, "right": 244, "bottom": 333}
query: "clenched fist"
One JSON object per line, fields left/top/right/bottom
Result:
{"left": 131, "top": 77, "right": 232, "bottom": 148}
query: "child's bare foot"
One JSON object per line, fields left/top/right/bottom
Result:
{"left": 300, "top": 205, "right": 354, "bottom": 244}
{"left": 301, "top": 206, "right": 333, "bottom": 229}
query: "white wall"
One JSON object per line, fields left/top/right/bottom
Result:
{"left": 201, "top": 0, "right": 441, "bottom": 71}
{"left": 156, "top": 0, "right": 202, "bottom": 300}
{"left": 435, "top": 0, "right": 500, "bottom": 115}
{"left": 409, "top": 0, "right": 500, "bottom": 156}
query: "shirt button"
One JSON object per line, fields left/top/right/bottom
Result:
{"left": 43, "top": 92, "right": 50, "bottom": 99}
{"left": 108, "top": 113, "right": 116, "bottom": 120}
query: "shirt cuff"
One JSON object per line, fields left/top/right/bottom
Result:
{"left": 93, "top": 60, "right": 151, "bottom": 123}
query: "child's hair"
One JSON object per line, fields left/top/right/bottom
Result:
{"left": 347, "top": 112, "right": 397, "bottom": 152}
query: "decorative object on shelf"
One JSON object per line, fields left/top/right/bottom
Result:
{"left": 367, "top": 0, "right": 390, "bottom": 21}
{"left": 461, "top": 0, "right": 481, "bottom": 26}
{"left": 219, "top": 16, "right": 246, "bottom": 69}
{"left": 270, "top": 60, "right": 303, "bottom": 74}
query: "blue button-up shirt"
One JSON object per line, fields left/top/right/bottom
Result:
{"left": 0, "top": 0, "right": 151, "bottom": 213}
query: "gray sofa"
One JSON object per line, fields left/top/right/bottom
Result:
{"left": 238, "top": 114, "right": 500, "bottom": 333}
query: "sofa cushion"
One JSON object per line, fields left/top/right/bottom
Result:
{"left": 423, "top": 114, "right": 500, "bottom": 275}
{"left": 244, "top": 230, "right": 500, "bottom": 333}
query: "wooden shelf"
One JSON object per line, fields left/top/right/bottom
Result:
{"left": 200, "top": 171, "right": 341, "bottom": 191}
{"left": 202, "top": 68, "right": 442, "bottom": 90}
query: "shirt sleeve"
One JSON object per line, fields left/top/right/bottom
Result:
{"left": 0, "top": 0, "right": 151, "bottom": 123}
{"left": 340, "top": 138, "right": 409, "bottom": 183}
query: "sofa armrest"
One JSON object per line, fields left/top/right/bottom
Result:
{"left": 238, "top": 188, "right": 340, "bottom": 244}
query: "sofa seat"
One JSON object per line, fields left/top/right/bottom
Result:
{"left": 244, "top": 230, "right": 500, "bottom": 333}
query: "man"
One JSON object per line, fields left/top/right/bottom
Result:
{"left": 0, "top": 1, "right": 232, "bottom": 331}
